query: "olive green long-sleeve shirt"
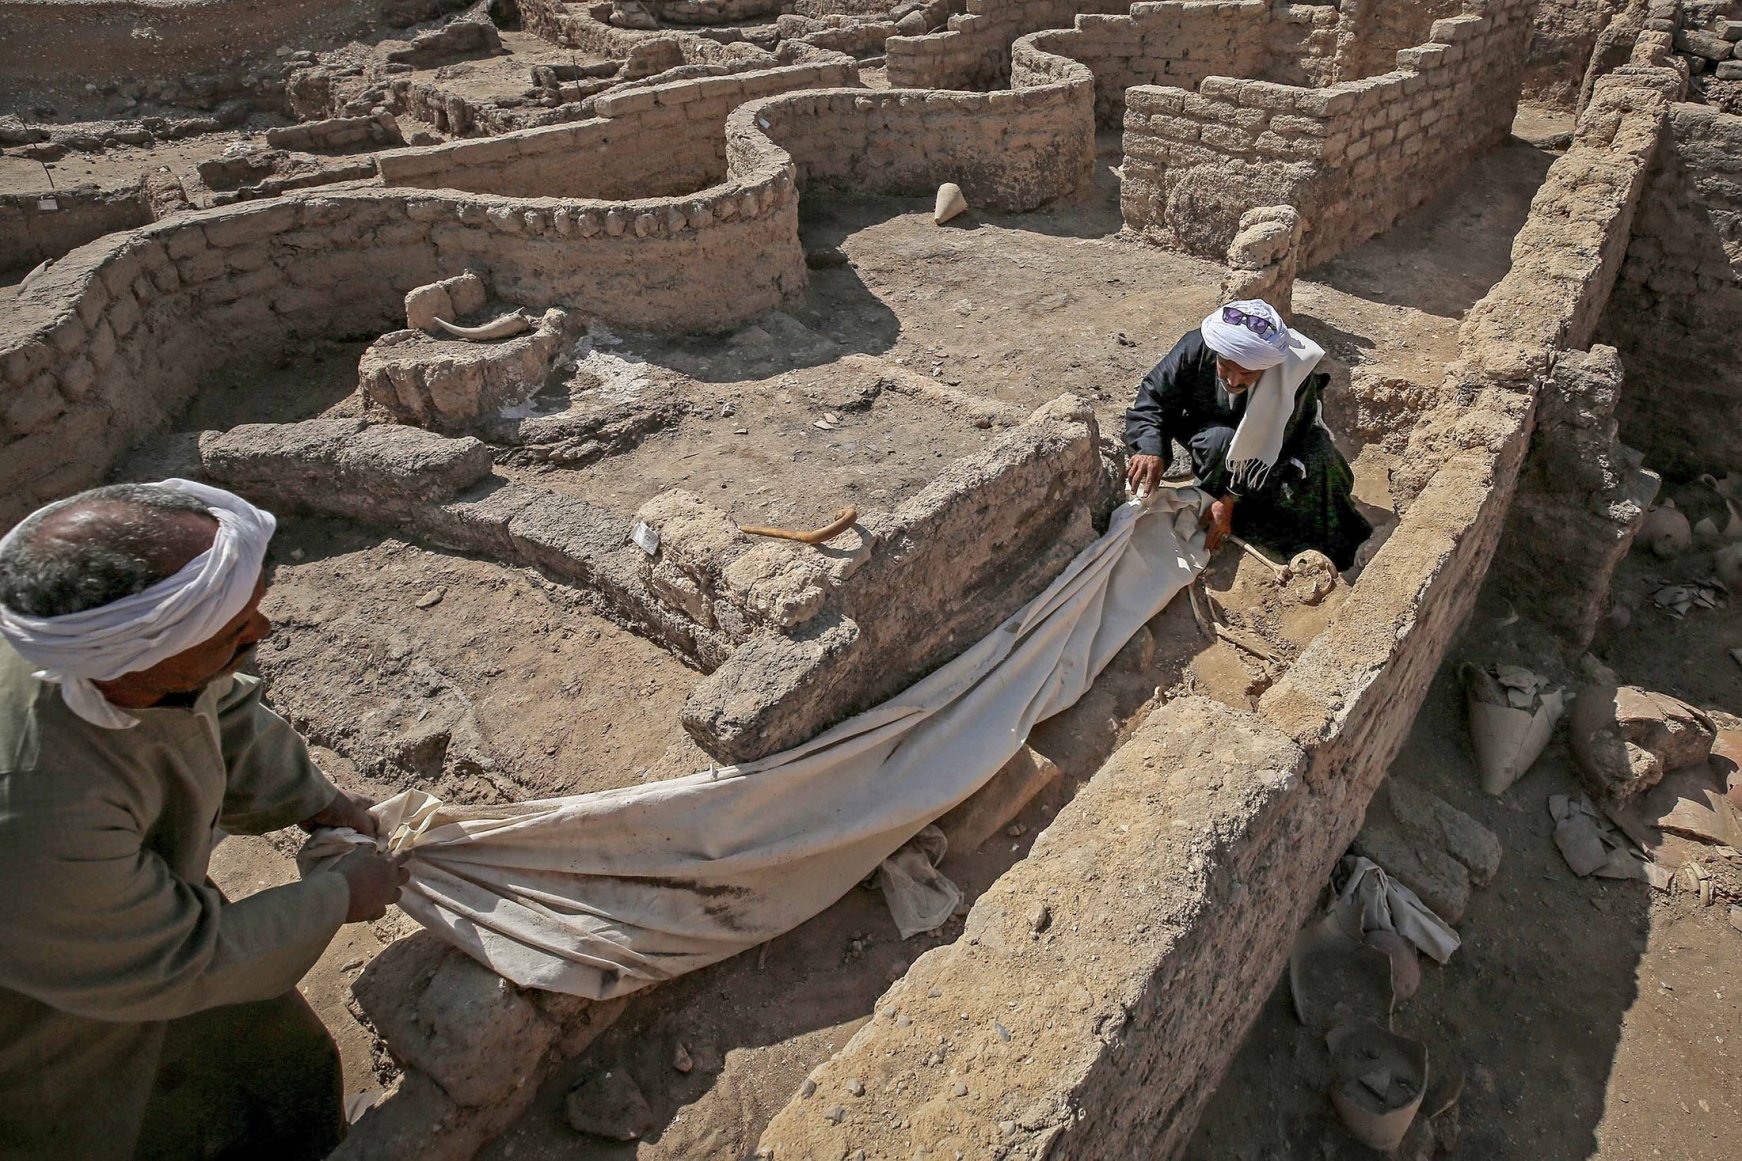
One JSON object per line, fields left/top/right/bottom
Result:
{"left": 0, "top": 644, "right": 348, "bottom": 1160}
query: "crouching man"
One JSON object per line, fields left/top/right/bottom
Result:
{"left": 0, "top": 481, "right": 406, "bottom": 1161}
{"left": 1124, "top": 299, "right": 1371, "bottom": 569}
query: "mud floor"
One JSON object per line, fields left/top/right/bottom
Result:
{"left": 159, "top": 111, "right": 1563, "bottom": 1152}
{"left": 1189, "top": 557, "right": 1742, "bottom": 1160}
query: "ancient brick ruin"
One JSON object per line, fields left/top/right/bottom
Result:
{"left": 3, "top": 0, "right": 1738, "bottom": 1157}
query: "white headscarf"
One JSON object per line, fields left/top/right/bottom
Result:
{"left": 1198, "top": 300, "right": 1324, "bottom": 492}
{"left": 1200, "top": 298, "right": 1290, "bottom": 371}
{"left": 0, "top": 480, "right": 276, "bottom": 729}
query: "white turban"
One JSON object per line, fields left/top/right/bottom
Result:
{"left": 1199, "top": 299, "right": 1290, "bottom": 371}
{"left": 0, "top": 480, "right": 276, "bottom": 729}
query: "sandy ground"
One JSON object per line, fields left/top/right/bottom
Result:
{"left": 122, "top": 109, "right": 1570, "bottom": 1156}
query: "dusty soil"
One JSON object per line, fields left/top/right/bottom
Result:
{"left": 1189, "top": 552, "right": 1742, "bottom": 1159}
{"left": 115, "top": 111, "right": 1561, "bottom": 1154}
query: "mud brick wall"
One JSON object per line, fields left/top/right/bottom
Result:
{"left": 0, "top": 46, "right": 1096, "bottom": 529}
{"left": 1333, "top": 0, "right": 1467, "bottom": 81}
{"left": 1604, "top": 100, "right": 1742, "bottom": 479}
{"left": 1121, "top": 0, "right": 1535, "bottom": 265}
{"left": 1021, "top": 1, "right": 1291, "bottom": 130}
{"left": 748, "top": 62, "right": 1095, "bottom": 210}
{"left": 755, "top": 62, "right": 1673, "bottom": 1161}
{"left": 0, "top": 164, "right": 803, "bottom": 528}
{"left": 377, "top": 62, "right": 858, "bottom": 198}
{"left": 0, "top": 187, "right": 153, "bottom": 277}
{"left": 1525, "top": 0, "right": 1626, "bottom": 105}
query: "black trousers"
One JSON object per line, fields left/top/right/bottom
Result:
{"left": 134, "top": 991, "right": 344, "bottom": 1161}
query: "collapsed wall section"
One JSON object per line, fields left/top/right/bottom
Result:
{"left": 1120, "top": 0, "right": 1534, "bottom": 265}
{"left": 754, "top": 54, "right": 1674, "bottom": 1161}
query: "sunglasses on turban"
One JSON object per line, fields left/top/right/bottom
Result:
{"left": 1221, "top": 305, "right": 1277, "bottom": 337}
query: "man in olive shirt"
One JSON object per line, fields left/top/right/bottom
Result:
{"left": 0, "top": 481, "right": 406, "bottom": 1160}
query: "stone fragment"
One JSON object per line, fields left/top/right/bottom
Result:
{"left": 353, "top": 938, "right": 556, "bottom": 1109}
{"left": 405, "top": 285, "right": 456, "bottom": 334}
{"left": 1569, "top": 685, "right": 1717, "bottom": 802}
{"left": 672, "top": 1043, "right": 693, "bottom": 1073}
{"left": 934, "top": 182, "right": 967, "bottom": 225}
{"left": 415, "top": 587, "right": 446, "bottom": 609}
{"left": 1351, "top": 814, "right": 1471, "bottom": 923}
{"left": 1383, "top": 777, "right": 1503, "bottom": 885}
{"left": 564, "top": 1068, "right": 654, "bottom": 1140}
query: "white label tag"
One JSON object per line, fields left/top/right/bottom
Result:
{"left": 37, "top": 197, "right": 58, "bottom": 211}
{"left": 630, "top": 521, "right": 660, "bottom": 555}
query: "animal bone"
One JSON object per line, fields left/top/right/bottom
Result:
{"left": 433, "top": 312, "right": 532, "bottom": 341}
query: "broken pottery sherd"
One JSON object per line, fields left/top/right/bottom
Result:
{"left": 1289, "top": 902, "right": 1394, "bottom": 1032}
{"left": 1568, "top": 684, "right": 1716, "bottom": 803}
{"left": 1363, "top": 929, "right": 1421, "bottom": 1002}
{"left": 1462, "top": 664, "right": 1564, "bottom": 796}
{"left": 934, "top": 182, "right": 967, "bottom": 225}
{"left": 1326, "top": 1020, "right": 1428, "bottom": 1152}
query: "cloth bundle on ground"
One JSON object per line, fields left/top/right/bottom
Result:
{"left": 301, "top": 488, "right": 1212, "bottom": 999}
{"left": 0, "top": 480, "right": 275, "bottom": 730}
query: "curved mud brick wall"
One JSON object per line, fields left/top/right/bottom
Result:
{"left": 1016, "top": 0, "right": 1339, "bottom": 131}
{"left": 745, "top": 50, "right": 1095, "bottom": 210}
{"left": 377, "top": 61, "right": 860, "bottom": 198}
{"left": 753, "top": 59, "right": 1676, "bottom": 1161}
{"left": 883, "top": 0, "right": 1135, "bottom": 90}
{"left": 1120, "top": 0, "right": 1534, "bottom": 266}
{"left": 0, "top": 0, "right": 447, "bottom": 105}
{"left": 0, "top": 41, "right": 1095, "bottom": 527}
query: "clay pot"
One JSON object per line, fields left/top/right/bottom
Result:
{"left": 1326, "top": 1020, "right": 1429, "bottom": 1152}
{"left": 1717, "top": 543, "right": 1742, "bottom": 592}
{"left": 1639, "top": 505, "right": 1691, "bottom": 558}
{"left": 1364, "top": 930, "right": 1421, "bottom": 1002}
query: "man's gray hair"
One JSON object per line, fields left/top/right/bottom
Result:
{"left": 0, "top": 484, "right": 218, "bottom": 618}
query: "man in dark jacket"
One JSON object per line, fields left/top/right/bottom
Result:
{"left": 1124, "top": 299, "right": 1371, "bottom": 569}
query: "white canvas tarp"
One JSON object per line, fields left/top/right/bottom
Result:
{"left": 302, "top": 488, "right": 1210, "bottom": 999}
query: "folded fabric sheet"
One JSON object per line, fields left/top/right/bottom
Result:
{"left": 1333, "top": 855, "right": 1461, "bottom": 965}
{"left": 301, "top": 488, "right": 1210, "bottom": 998}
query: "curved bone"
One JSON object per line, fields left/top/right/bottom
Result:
{"left": 433, "top": 312, "right": 532, "bottom": 341}
{"left": 739, "top": 507, "right": 858, "bottom": 545}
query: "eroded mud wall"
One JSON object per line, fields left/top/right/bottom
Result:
{"left": 1604, "top": 101, "right": 1742, "bottom": 479}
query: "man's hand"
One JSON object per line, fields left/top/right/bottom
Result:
{"left": 1126, "top": 453, "right": 1165, "bottom": 494}
{"left": 1201, "top": 494, "right": 1236, "bottom": 551}
{"left": 331, "top": 848, "right": 409, "bottom": 923}
{"left": 300, "top": 788, "right": 380, "bottom": 837}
